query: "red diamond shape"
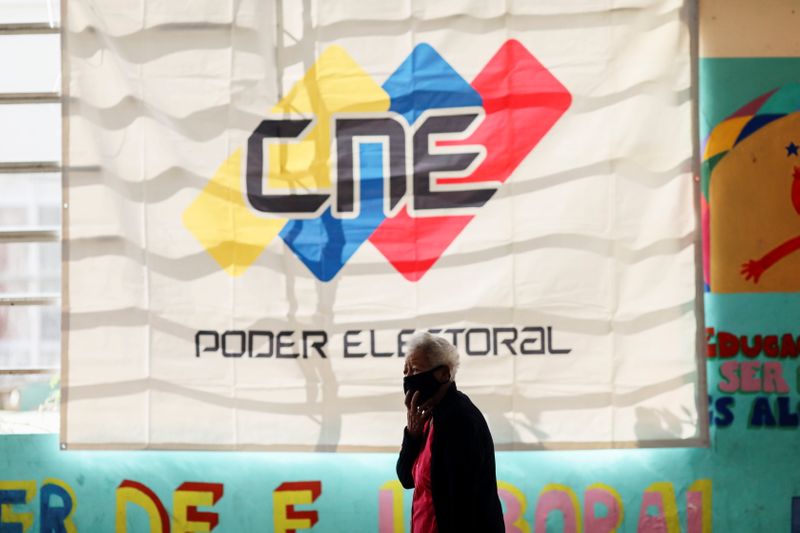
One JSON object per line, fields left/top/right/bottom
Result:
{"left": 368, "top": 39, "right": 572, "bottom": 281}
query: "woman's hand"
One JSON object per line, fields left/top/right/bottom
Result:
{"left": 405, "top": 390, "right": 431, "bottom": 438}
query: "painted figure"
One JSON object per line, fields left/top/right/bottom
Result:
{"left": 741, "top": 162, "right": 800, "bottom": 282}
{"left": 704, "top": 84, "right": 800, "bottom": 292}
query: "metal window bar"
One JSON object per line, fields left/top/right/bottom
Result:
{"left": 0, "top": 161, "right": 60, "bottom": 173}
{"left": 0, "top": 295, "right": 59, "bottom": 306}
{"left": 0, "top": 17, "right": 61, "bottom": 382}
{"left": 0, "top": 24, "right": 63, "bottom": 284}
{"left": 0, "top": 21, "right": 63, "bottom": 176}
{"left": 0, "top": 368, "right": 58, "bottom": 375}
{"left": 0, "top": 92, "right": 60, "bottom": 104}
{"left": 0, "top": 227, "right": 60, "bottom": 243}
{"left": 0, "top": 23, "right": 59, "bottom": 35}
{"left": 0, "top": 294, "right": 60, "bottom": 373}
{"left": 0, "top": 21, "right": 62, "bottom": 103}
{"left": 1, "top": 169, "right": 60, "bottom": 348}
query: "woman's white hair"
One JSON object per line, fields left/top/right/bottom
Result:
{"left": 407, "top": 331, "right": 460, "bottom": 379}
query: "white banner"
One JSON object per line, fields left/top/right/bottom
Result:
{"left": 63, "top": 0, "right": 705, "bottom": 450}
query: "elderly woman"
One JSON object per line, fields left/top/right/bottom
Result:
{"left": 397, "top": 332, "right": 505, "bottom": 533}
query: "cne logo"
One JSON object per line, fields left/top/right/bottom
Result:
{"left": 183, "top": 40, "right": 571, "bottom": 281}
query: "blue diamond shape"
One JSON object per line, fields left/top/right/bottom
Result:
{"left": 279, "top": 44, "right": 482, "bottom": 281}
{"left": 383, "top": 43, "right": 482, "bottom": 124}
{"left": 280, "top": 143, "right": 386, "bottom": 281}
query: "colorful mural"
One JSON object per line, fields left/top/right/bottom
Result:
{"left": 701, "top": 62, "right": 800, "bottom": 438}
{"left": 0, "top": 466, "right": 715, "bottom": 532}
{"left": 697, "top": 3, "right": 800, "bottom": 531}
{"left": 703, "top": 84, "right": 800, "bottom": 293}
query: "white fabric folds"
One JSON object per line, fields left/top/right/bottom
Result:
{"left": 62, "top": 0, "right": 704, "bottom": 450}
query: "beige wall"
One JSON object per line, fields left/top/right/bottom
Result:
{"left": 701, "top": 0, "right": 800, "bottom": 57}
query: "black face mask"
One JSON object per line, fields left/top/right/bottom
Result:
{"left": 403, "top": 365, "right": 446, "bottom": 404}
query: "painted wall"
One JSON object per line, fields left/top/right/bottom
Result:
{"left": 2, "top": 434, "right": 719, "bottom": 532}
{"left": 4, "top": 2, "right": 800, "bottom": 531}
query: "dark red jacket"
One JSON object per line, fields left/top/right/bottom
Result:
{"left": 396, "top": 383, "right": 505, "bottom": 532}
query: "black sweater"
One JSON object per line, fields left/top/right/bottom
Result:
{"left": 396, "top": 383, "right": 505, "bottom": 532}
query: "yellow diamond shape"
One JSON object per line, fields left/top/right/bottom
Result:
{"left": 183, "top": 45, "right": 390, "bottom": 276}
{"left": 182, "top": 149, "right": 286, "bottom": 277}
{"left": 268, "top": 45, "right": 390, "bottom": 190}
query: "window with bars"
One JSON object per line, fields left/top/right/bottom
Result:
{"left": 0, "top": 0, "right": 61, "bottom": 433}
